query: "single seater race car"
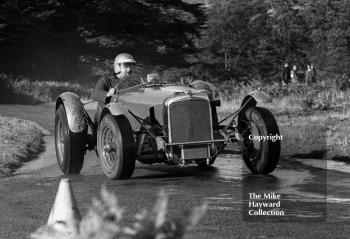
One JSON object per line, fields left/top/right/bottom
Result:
{"left": 54, "top": 78, "right": 280, "bottom": 180}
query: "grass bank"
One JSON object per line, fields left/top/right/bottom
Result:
{"left": 0, "top": 74, "right": 91, "bottom": 104}
{"left": 0, "top": 116, "right": 44, "bottom": 176}
{"left": 217, "top": 79, "right": 350, "bottom": 159}
{"left": 218, "top": 102, "right": 349, "bottom": 160}
{"left": 218, "top": 80, "right": 350, "bottom": 113}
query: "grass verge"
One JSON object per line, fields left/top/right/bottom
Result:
{"left": 0, "top": 115, "right": 44, "bottom": 176}
{"left": 218, "top": 102, "right": 350, "bottom": 160}
{"left": 0, "top": 74, "right": 91, "bottom": 104}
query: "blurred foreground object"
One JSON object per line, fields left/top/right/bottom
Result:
{"left": 31, "top": 184, "right": 207, "bottom": 239}
{"left": 32, "top": 178, "right": 81, "bottom": 239}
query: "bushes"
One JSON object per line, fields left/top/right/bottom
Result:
{"left": 0, "top": 74, "right": 91, "bottom": 104}
{"left": 216, "top": 78, "right": 350, "bottom": 112}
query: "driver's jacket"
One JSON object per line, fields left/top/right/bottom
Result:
{"left": 91, "top": 75, "right": 139, "bottom": 124}
{"left": 91, "top": 75, "right": 139, "bottom": 104}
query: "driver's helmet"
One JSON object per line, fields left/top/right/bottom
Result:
{"left": 113, "top": 53, "right": 136, "bottom": 74}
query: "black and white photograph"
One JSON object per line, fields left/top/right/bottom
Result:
{"left": 0, "top": 0, "right": 349, "bottom": 238}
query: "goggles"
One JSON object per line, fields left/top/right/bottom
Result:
{"left": 118, "top": 62, "right": 136, "bottom": 68}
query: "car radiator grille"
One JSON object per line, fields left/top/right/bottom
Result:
{"left": 168, "top": 98, "right": 212, "bottom": 143}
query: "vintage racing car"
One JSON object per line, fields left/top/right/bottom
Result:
{"left": 54, "top": 79, "right": 280, "bottom": 180}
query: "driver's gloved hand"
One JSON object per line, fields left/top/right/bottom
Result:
{"left": 106, "top": 88, "right": 116, "bottom": 97}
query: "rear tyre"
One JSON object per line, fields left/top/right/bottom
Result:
{"left": 55, "top": 104, "right": 85, "bottom": 174}
{"left": 97, "top": 114, "right": 136, "bottom": 180}
{"left": 239, "top": 107, "right": 280, "bottom": 174}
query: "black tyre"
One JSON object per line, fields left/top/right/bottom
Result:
{"left": 195, "top": 157, "right": 216, "bottom": 167}
{"left": 239, "top": 107, "right": 280, "bottom": 174}
{"left": 195, "top": 153, "right": 216, "bottom": 168}
{"left": 97, "top": 114, "right": 136, "bottom": 180}
{"left": 55, "top": 104, "right": 85, "bottom": 174}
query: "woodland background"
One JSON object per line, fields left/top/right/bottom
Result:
{"left": 1, "top": 0, "right": 350, "bottom": 87}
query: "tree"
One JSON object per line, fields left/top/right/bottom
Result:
{"left": 0, "top": 0, "right": 206, "bottom": 81}
{"left": 305, "top": 0, "right": 350, "bottom": 79}
{"left": 196, "top": 0, "right": 285, "bottom": 82}
{"left": 173, "top": 0, "right": 350, "bottom": 83}
{"left": 267, "top": 0, "right": 311, "bottom": 64}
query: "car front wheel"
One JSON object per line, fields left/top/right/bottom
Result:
{"left": 55, "top": 104, "right": 85, "bottom": 174}
{"left": 239, "top": 107, "right": 280, "bottom": 174}
{"left": 97, "top": 114, "right": 136, "bottom": 180}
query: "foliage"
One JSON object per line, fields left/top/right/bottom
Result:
{"left": 174, "top": 0, "right": 350, "bottom": 84}
{"left": 305, "top": 0, "right": 350, "bottom": 78}
{"left": 217, "top": 78, "right": 350, "bottom": 113}
{"left": 1, "top": 0, "right": 350, "bottom": 88}
{"left": 31, "top": 187, "right": 207, "bottom": 239}
{"left": 0, "top": 0, "right": 206, "bottom": 81}
{"left": 198, "top": 0, "right": 282, "bottom": 81}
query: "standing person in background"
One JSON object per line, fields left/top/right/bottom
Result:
{"left": 281, "top": 62, "right": 291, "bottom": 85}
{"left": 305, "top": 65, "right": 312, "bottom": 85}
{"left": 290, "top": 65, "right": 298, "bottom": 83}
{"left": 310, "top": 64, "right": 317, "bottom": 83}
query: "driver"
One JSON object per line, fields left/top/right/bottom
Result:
{"left": 91, "top": 53, "right": 138, "bottom": 124}
{"left": 91, "top": 53, "right": 138, "bottom": 103}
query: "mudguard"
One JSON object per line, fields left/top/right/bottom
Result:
{"left": 99, "top": 101, "right": 139, "bottom": 128}
{"left": 241, "top": 90, "right": 272, "bottom": 108}
{"left": 238, "top": 90, "right": 272, "bottom": 122}
{"left": 56, "top": 92, "right": 87, "bottom": 133}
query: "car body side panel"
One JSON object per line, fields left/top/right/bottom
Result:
{"left": 104, "top": 102, "right": 139, "bottom": 129}
{"left": 56, "top": 92, "right": 87, "bottom": 133}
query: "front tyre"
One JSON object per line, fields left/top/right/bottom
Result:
{"left": 55, "top": 104, "right": 85, "bottom": 174}
{"left": 97, "top": 114, "right": 136, "bottom": 180}
{"left": 239, "top": 107, "right": 280, "bottom": 174}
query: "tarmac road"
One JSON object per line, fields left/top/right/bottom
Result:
{"left": 1, "top": 104, "right": 350, "bottom": 239}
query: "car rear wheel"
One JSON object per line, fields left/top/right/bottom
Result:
{"left": 97, "top": 114, "right": 136, "bottom": 180}
{"left": 239, "top": 107, "right": 280, "bottom": 174}
{"left": 55, "top": 104, "right": 85, "bottom": 174}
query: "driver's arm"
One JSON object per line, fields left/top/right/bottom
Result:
{"left": 91, "top": 78, "right": 114, "bottom": 104}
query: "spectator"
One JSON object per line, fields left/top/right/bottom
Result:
{"left": 281, "top": 62, "right": 291, "bottom": 85}
{"left": 310, "top": 64, "right": 317, "bottom": 83}
{"left": 290, "top": 65, "right": 298, "bottom": 83}
{"left": 305, "top": 65, "right": 312, "bottom": 85}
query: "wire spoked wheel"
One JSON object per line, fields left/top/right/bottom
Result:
{"left": 56, "top": 119, "right": 65, "bottom": 165}
{"left": 97, "top": 114, "right": 136, "bottom": 180}
{"left": 242, "top": 121, "right": 262, "bottom": 169}
{"left": 54, "top": 104, "right": 85, "bottom": 174}
{"left": 101, "top": 127, "right": 120, "bottom": 171}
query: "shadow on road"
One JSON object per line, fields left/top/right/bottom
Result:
{"left": 133, "top": 165, "right": 219, "bottom": 180}
{"left": 242, "top": 174, "right": 281, "bottom": 192}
